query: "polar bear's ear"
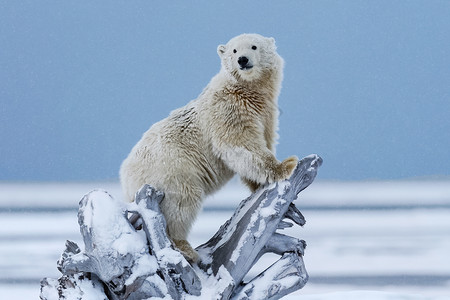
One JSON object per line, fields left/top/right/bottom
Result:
{"left": 267, "top": 37, "right": 276, "bottom": 46}
{"left": 266, "top": 37, "right": 277, "bottom": 50}
{"left": 217, "top": 44, "right": 226, "bottom": 58}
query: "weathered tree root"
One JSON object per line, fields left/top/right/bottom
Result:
{"left": 40, "top": 154, "right": 322, "bottom": 300}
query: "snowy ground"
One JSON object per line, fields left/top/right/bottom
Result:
{"left": 1, "top": 179, "right": 450, "bottom": 299}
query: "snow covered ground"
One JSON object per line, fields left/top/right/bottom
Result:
{"left": 1, "top": 179, "right": 450, "bottom": 299}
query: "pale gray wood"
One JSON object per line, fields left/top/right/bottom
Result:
{"left": 40, "top": 154, "right": 322, "bottom": 300}
{"left": 196, "top": 154, "right": 322, "bottom": 299}
{"left": 231, "top": 252, "right": 309, "bottom": 300}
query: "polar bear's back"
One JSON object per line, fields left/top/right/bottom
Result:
{"left": 120, "top": 102, "right": 233, "bottom": 203}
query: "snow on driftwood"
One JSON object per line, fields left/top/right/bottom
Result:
{"left": 40, "top": 154, "right": 322, "bottom": 300}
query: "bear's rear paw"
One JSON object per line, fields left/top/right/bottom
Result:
{"left": 173, "top": 239, "right": 199, "bottom": 264}
{"left": 276, "top": 156, "right": 298, "bottom": 181}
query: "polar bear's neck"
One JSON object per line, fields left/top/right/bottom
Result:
{"left": 207, "top": 68, "right": 282, "bottom": 104}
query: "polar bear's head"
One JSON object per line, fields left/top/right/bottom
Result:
{"left": 217, "top": 33, "right": 283, "bottom": 82}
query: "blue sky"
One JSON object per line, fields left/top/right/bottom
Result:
{"left": 1, "top": 1, "right": 449, "bottom": 181}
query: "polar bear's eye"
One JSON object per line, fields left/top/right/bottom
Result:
{"left": 233, "top": 49, "right": 237, "bottom": 54}
{"left": 252, "top": 45, "right": 257, "bottom": 50}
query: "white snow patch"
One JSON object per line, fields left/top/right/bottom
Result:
{"left": 144, "top": 273, "right": 169, "bottom": 297}
{"left": 40, "top": 275, "right": 108, "bottom": 300}
{"left": 277, "top": 181, "right": 290, "bottom": 195}
{"left": 125, "top": 254, "right": 158, "bottom": 285}
{"left": 253, "top": 216, "right": 267, "bottom": 239}
{"left": 259, "top": 205, "right": 276, "bottom": 218}
{"left": 157, "top": 247, "right": 184, "bottom": 267}
{"left": 187, "top": 265, "right": 234, "bottom": 300}
{"left": 84, "top": 190, "right": 148, "bottom": 255}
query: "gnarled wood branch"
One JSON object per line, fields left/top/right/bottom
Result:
{"left": 40, "top": 154, "right": 322, "bottom": 300}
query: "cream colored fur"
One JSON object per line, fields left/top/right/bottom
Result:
{"left": 120, "top": 34, "right": 298, "bottom": 262}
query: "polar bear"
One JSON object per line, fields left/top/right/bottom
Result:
{"left": 120, "top": 33, "right": 298, "bottom": 262}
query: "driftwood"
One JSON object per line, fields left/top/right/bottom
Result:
{"left": 40, "top": 154, "right": 322, "bottom": 300}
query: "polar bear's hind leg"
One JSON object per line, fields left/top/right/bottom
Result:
{"left": 159, "top": 186, "right": 203, "bottom": 262}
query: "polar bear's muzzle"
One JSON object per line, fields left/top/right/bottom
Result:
{"left": 238, "top": 56, "right": 253, "bottom": 70}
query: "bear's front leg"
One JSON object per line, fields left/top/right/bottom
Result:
{"left": 219, "top": 143, "right": 298, "bottom": 186}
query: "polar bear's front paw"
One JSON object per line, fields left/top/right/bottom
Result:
{"left": 275, "top": 156, "right": 298, "bottom": 181}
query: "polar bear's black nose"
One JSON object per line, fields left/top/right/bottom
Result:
{"left": 238, "top": 56, "right": 249, "bottom": 67}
